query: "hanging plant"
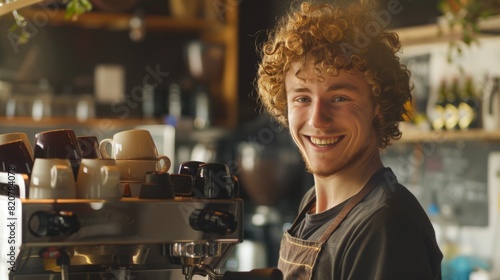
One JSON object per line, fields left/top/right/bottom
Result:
{"left": 65, "top": 0, "right": 93, "bottom": 20}
{"left": 8, "top": 0, "right": 92, "bottom": 46}
{"left": 439, "top": 0, "right": 500, "bottom": 62}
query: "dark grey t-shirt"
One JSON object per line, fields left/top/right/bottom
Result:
{"left": 289, "top": 168, "right": 443, "bottom": 280}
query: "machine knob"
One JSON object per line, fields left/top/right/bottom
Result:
{"left": 189, "top": 208, "right": 237, "bottom": 235}
{"left": 29, "top": 210, "right": 80, "bottom": 237}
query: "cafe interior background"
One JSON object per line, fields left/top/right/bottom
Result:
{"left": 1, "top": 0, "right": 500, "bottom": 279}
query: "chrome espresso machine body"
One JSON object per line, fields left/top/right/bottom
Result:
{"left": 4, "top": 162, "right": 283, "bottom": 280}
{"left": 13, "top": 198, "right": 242, "bottom": 280}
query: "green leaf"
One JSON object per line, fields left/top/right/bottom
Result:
{"left": 64, "top": 0, "right": 92, "bottom": 20}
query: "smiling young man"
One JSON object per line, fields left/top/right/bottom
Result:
{"left": 256, "top": 1, "right": 442, "bottom": 279}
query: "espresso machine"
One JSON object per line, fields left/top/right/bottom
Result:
{"left": 2, "top": 161, "right": 283, "bottom": 280}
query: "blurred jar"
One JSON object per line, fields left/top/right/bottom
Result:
{"left": 235, "top": 117, "right": 304, "bottom": 206}
{"left": 76, "top": 95, "right": 96, "bottom": 121}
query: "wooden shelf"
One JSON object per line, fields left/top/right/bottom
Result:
{"left": 0, "top": 116, "right": 163, "bottom": 128}
{"left": 0, "top": 0, "right": 43, "bottom": 17}
{"left": 399, "top": 128, "right": 500, "bottom": 143}
{"left": 15, "top": 9, "right": 223, "bottom": 32}
{"left": 390, "top": 15, "right": 500, "bottom": 46}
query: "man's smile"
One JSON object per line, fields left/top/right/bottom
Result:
{"left": 309, "top": 136, "right": 342, "bottom": 147}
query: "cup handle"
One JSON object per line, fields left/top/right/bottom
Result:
{"left": 100, "top": 166, "right": 109, "bottom": 185}
{"left": 99, "top": 138, "right": 113, "bottom": 159}
{"left": 158, "top": 155, "right": 171, "bottom": 172}
{"left": 50, "top": 165, "right": 70, "bottom": 188}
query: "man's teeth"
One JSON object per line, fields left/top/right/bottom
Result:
{"left": 310, "top": 137, "right": 339, "bottom": 145}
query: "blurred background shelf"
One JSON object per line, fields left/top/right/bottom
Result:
{"left": 0, "top": 116, "right": 162, "bottom": 128}
{"left": 391, "top": 15, "right": 500, "bottom": 46}
{"left": 16, "top": 9, "right": 224, "bottom": 32}
{"left": 400, "top": 128, "right": 500, "bottom": 143}
{"left": 0, "top": 0, "right": 239, "bottom": 127}
{"left": 0, "top": 0, "right": 43, "bottom": 17}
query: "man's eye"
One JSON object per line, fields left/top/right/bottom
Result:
{"left": 295, "top": 97, "right": 310, "bottom": 103}
{"left": 333, "top": 96, "right": 346, "bottom": 102}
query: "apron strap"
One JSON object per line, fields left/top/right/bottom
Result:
{"left": 317, "top": 168, "right": 388, "bottom": 243}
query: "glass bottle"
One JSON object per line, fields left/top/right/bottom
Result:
{"left": 458, "top": 76, "right": 478, "bottom": 130}
{"left": 431, "top": 79, "right": 447, "bottom": 131}
{"left": 444, "top": 77, "right": 460, "bottom": 131}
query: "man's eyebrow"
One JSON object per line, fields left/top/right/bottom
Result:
{"left": 326, "top": 82, "right": 359, "bottom": 91}
{"left": 287, "top": 86, "right": 311, "bottom": 92}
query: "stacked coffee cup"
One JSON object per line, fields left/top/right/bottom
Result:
{"left": 30, "top": 129, "right": 82, "bottom": 199}
{"left": 99, "top": 129, "right": 171, "bottom": 184}
{"left": 0, "top": 132, "right": 34, "bottom": 178}
{"left": 27, "top": 129, "right": 121, "bottom": 200}
{"left": 0, "top": 132, "right": 34, "bottom": 198}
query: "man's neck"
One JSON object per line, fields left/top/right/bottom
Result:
{"left": 313, "top": 158, "right": 384, "bottom": 213}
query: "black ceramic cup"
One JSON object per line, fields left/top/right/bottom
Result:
{"left": 78, "top": 135, "right": 101, "bottom": 159}
{"left": 34, "top": 129, "right": 83, "bottom": 180}
{"left": 0, "top": 139, "right": 34, "bottom": 177}
{"left": 197, "top": 162, "right": 235, "bottom": 199}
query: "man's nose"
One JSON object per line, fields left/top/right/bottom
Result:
{"left": 308, "top": 100, "right": 333, "bottom": 128}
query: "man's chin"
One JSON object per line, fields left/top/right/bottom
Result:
{"left": 301, "top": 153, "right": 339, "bottom": 177}
{"left": 305, "top": 162, "right": 337, "bottom": 178}
{"left": 311, "top": 169, "right": 337, "bottom": 178}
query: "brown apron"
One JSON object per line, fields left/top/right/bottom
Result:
{"left": 277, "top": 170, "right": 386, "bottom": 279}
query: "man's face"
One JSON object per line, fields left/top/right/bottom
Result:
{"left": 285, "top": 61, "right": 380, "bottom": 177}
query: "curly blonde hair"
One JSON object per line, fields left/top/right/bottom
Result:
{"left": 256, "top": 1, "right": 412, "bottom": 149}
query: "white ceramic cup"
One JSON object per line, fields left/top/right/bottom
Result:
{"left": 99, "top": 129, "right": 158, "bottom": 160}
{"left": 29, "top": 158, "right": 76, "bottom": 199}
{"left": 76, "top": 158, "right": 121, "bottom": 199}
{"left": 115, "top": 156, "right": 171, "bottom": 182}
{"left": 0, "top": 132, "right": 34, "bottom": 159}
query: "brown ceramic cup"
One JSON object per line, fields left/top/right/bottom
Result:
{"left": 33, "top": 129, "right": 83, "bottom": 180}
{"left": 0, "top": 132, "right": 34, "bottom": 159}
{"left": 78, "top": 136, "right": 101, "bottom": 159}
{"left": 0, "top": 139, "right": 34, "bottom": 177}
